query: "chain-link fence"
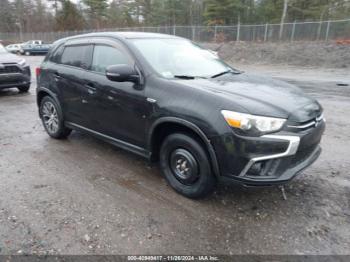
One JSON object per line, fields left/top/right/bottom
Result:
{"left": 1, "top": 19, "right": 350, "bottom": 44}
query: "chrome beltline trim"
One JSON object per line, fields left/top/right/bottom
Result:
{"left": 239, "top": 135, "right": 300, "bottom": 177}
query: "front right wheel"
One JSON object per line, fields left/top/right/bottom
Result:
{"left": 160, "top": 133, "right": 216, "bottom": 198}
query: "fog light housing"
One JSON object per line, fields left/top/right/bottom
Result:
{"left": 246, "top": 159, "right": 281, "bottom": 178}
{"left": 248, "top": 162, "right": 263, "bottom": 176}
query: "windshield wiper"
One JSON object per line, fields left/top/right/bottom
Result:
{"left": 174, "top": 75, "right": 195, "bottom": 79}
{"left": 174, "top": 75, "right": 208, "bottom": 80}
{"left": 211, "top": 70, "right": 233, "bottom": 78}
{"left": 211, "top": 69, "right": 241, "bottom": 78}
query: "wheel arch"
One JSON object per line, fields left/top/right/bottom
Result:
{"left": 37, "top": 87, "right": 56, "bottom": 106}
{"left": 148, "top": 117, "right": 220, "bottom": 177}
{"left": 37, "top": 87, "right": 63, "bottom": 117}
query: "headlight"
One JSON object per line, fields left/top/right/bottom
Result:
{"left": 18, "top": 59, "right": 27, "bottom": 67}
{"left": 221, "top": 110, "right": 286, "bottom": 135}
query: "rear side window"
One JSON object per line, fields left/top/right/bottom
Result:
{"left": 91, "top": 45, "right": 131, "bottom": 73}
{"left": 61, "top": 45, "right": 93, "bottom": 69}
{"left": 49, "top": 45, "right": 64, "bottom": 63}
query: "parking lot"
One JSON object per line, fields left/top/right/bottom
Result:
{"left": 0, "top": 56, "right": 349, "bottom": 255}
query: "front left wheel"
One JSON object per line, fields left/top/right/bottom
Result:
{"left": 39, "top": 96, "right": 72, "bottom": 139}
{"left": 160, "top": 133, "right": 217, "bottom": 199}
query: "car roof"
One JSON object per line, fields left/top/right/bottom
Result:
{"left": 56, "top": 32, "right": 182, "bottom": 44}
{"left": 85, "top": 32, "right": 179, "bottom": 39}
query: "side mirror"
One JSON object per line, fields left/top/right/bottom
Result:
{"left": 106, "top": 64, "right": 139, "bottom": 83}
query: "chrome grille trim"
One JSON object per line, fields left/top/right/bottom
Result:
{"left": 239, "top": 135, "right": 300, "bottom": 177}
{"left": 288, "top": 114, "right": 324, "bottom": 129}
{"left": 316, "top": 114, "right": 324, "bottom": 122}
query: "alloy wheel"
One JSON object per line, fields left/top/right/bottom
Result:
{"left": 42, "top": 101, "right": 59, "bottom": 134}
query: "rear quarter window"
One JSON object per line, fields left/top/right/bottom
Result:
{"left": 48, "top": 45, "right": 64, "bottom": 63}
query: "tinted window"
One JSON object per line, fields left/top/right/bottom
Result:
{"left": 61, "top": 45, "right": 92, "bottom": 69}
{"left": 49, "top": 45, "right": 64, "bottom": 63}
{"left": 91, "top": 45, "right": 130, "bottom": 73}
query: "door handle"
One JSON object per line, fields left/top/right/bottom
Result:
{"left": 88, "top": 89, "right": 96, "bottom": 95}
{"left": 85, "top": 83, "right": 97, "bottom": 95}
{"left": 85, "top": 83, "right": 96, "bottom": 90}
{"left": 53, "top": 72, "right": 61, "bottom": 81}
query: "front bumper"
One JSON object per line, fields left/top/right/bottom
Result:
{"left": 212, "top": 120, "right": 325, "bottom": 186}
{"left": 0, "top": 65, "right": 31, "bottom": 90}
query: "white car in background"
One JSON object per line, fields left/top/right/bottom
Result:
{"left": 6, "top": 44, "right": 22, "bottom": 54}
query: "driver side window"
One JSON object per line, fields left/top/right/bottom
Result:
{"left": 91, "top": 45, "right": 131, "bottom": 73}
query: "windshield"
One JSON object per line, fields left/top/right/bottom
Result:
{"left": 0, "top": 44, "right": 7, "bottom": 54}
{"left": 131, "top": 38, "right": 233, "bottom": 79}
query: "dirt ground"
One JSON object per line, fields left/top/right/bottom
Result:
{"left": 203, "top": 42, "right": 350, "bottom": 69}
{"left": 0, "top": 56, "right": 349, "bottom": 255}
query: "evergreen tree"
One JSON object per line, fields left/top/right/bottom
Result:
{"left": 56, "top": 0, "right": 85, "bottom": 31}
{"left": 1, "top": 0, "right": 350, "bottom": 34}
{"left": 107, "top": 0, "right": 135, "bottom": 28}
{"left": 204, "top": 0, "right": 244, "bottom": 25}
{"left": 83, "top": 0, "right": 109, "bottom": 29}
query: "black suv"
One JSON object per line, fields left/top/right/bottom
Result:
{"left": 0, "top": 44, "right": 31, "bottom": 92}
{"left": 36, "top": 33, "right": 325, "bottom": 198}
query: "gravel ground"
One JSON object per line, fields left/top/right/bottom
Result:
{"left": 203, "top": 42, "right": 350, "bottom": 69}
{"left": 0, "top": 56, "right": 349, "bottom": 255}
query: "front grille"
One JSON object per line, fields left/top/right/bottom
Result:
{"left": 288, "top": 114, "right": 324, "bottom": 131}
{"left": 0, "top": 65, "right": 21, "bottom": 74}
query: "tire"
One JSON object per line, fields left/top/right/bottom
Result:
{"left": 25, "top": 51, "right": 31, "bottom": 56}
{"left": 39, "top": 96, "right": 72, "bottom": 139}
{"left": 160, "top": 133, "right": 216, "bottom": 198}
{"left": 18, "top": 84, "right": 30, "bottom": 93}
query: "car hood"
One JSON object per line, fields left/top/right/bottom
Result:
{"left": 177, "top": 73, "right": 322, "bottom": 122}
{"left": 0, "top": 52, "right": 22, "bottom": 63}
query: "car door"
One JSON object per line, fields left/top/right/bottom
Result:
{"left": 54, "top": 43, "right": 93, "bottom": 127}
{"left": 80, "top": 39, "right": 148, "bottom": 148}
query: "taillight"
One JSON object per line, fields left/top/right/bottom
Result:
{"left": 35, "top": 67, "right": 41, "bottom": 77}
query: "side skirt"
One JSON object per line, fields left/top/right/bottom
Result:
{"left": 65, "top": 122, "right": 151, "bottom": 160}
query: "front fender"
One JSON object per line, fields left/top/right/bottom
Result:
{"left": 148, "top": 117, "right": 221, "bottom": 177}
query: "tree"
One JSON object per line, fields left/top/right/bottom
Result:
{"left": 32, "top": 0, "right": 54, "bottom": 32}
{"left": 47, "top": 0, "right": 61, "bottom": 15}
{"left": 0, "top": 0, "right": 15, "bottom": 32}
{"left": 55, "top": 0, "right": 85, "bottom": 31}
{"left": 12, "top": 0, "right": 34, "bottom": 34}
{"left": 83, "top": 0, "right": 109, "bottom": 29}
{"left": 204, "top": 0, "right": 244, "bottom": 25}
{"left": 2, "top": 0, "right": 350, "bottom": 35}
{"left": 107, "top": 0, "right": 135, "bottom": 28}
{"left": 162, "top": 0, "right": 194, "bottom": 26}
{"left": 279, "top": 0, "right": 288, "bottom": 39}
